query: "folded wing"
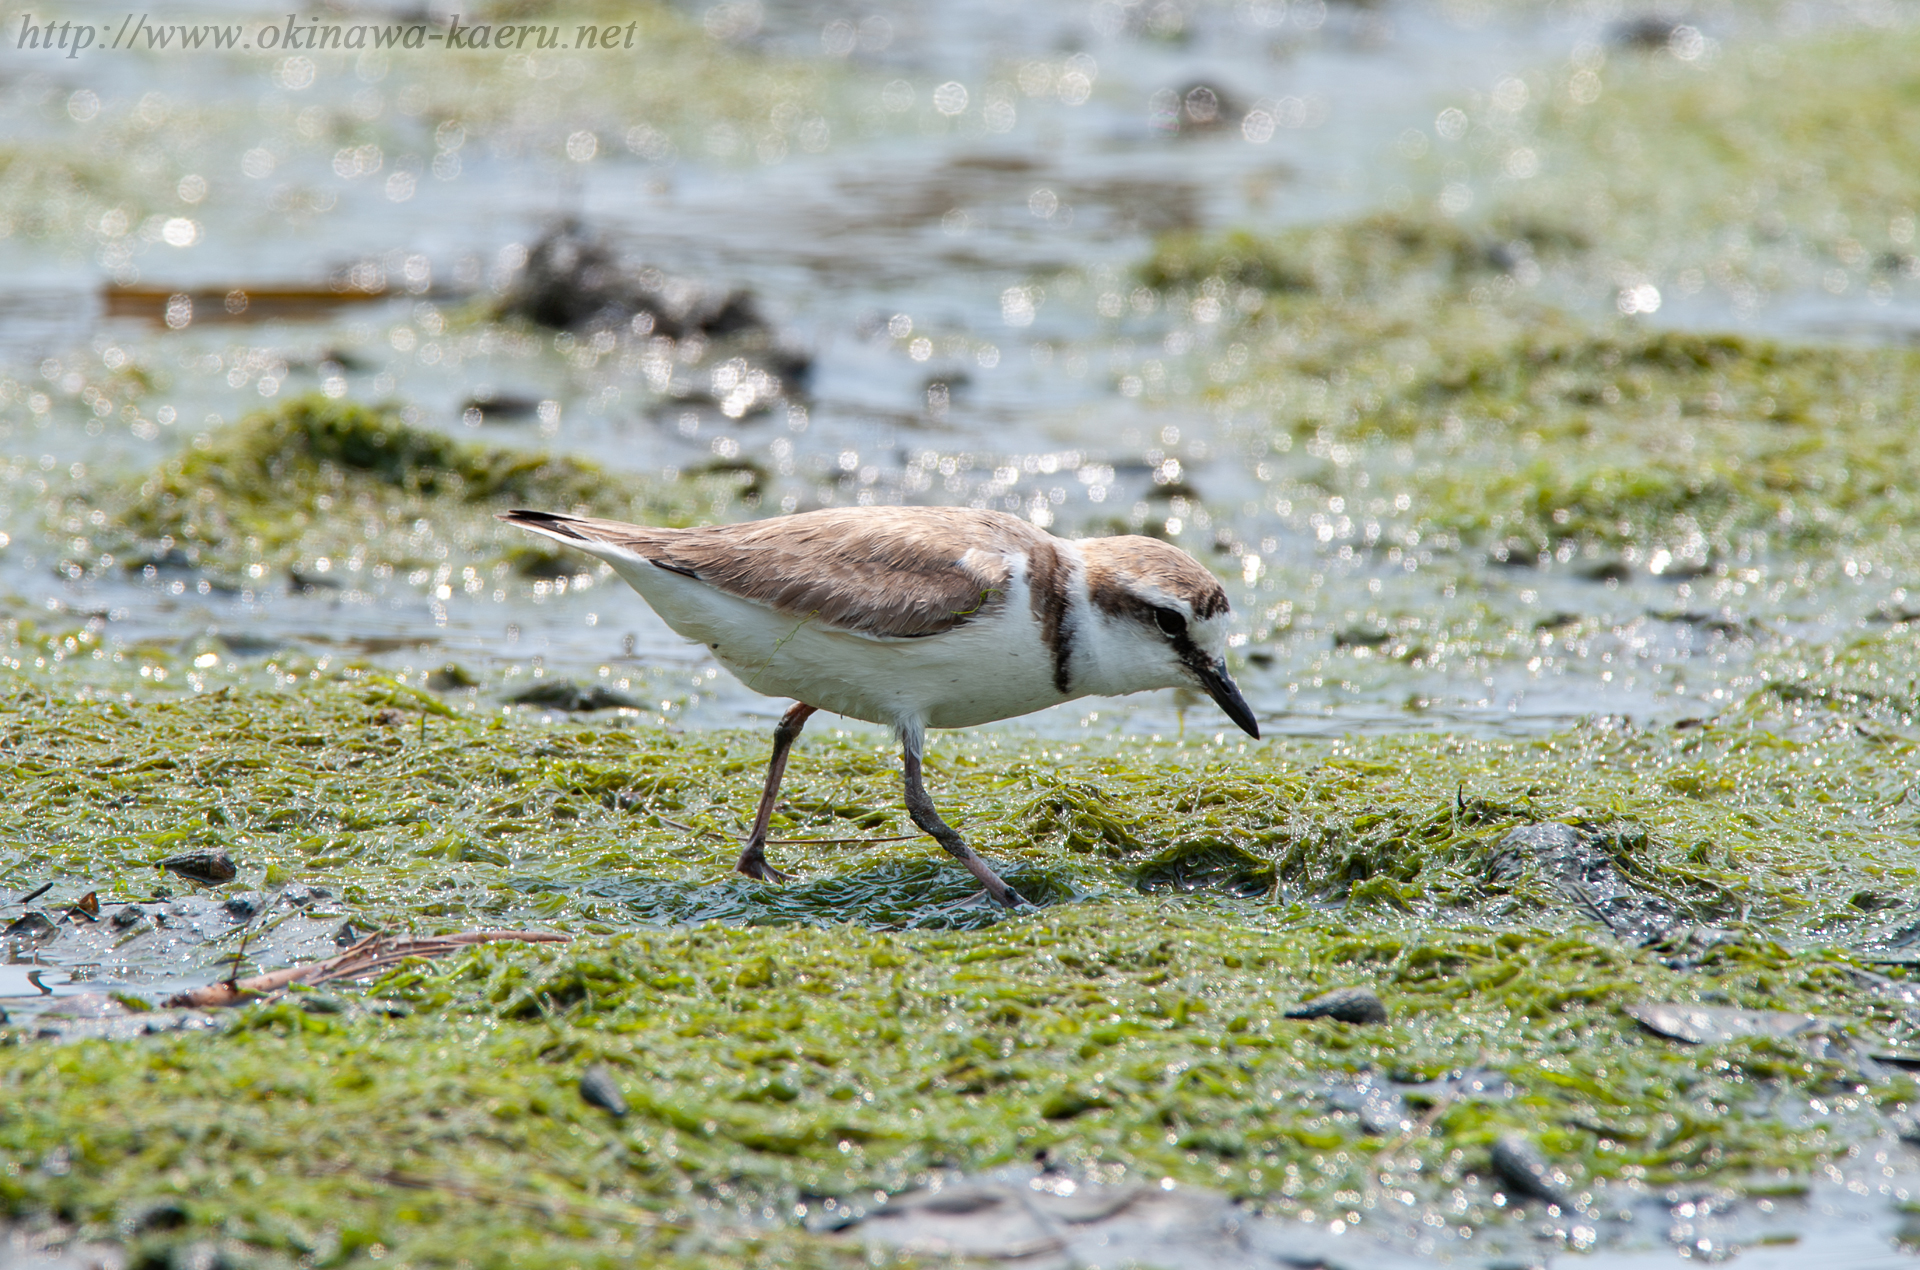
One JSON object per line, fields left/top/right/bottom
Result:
{"left": 497, "top": 507, "right": 1019, "bottom": 639}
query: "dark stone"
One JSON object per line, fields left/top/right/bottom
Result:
{"left": 334, "top": 921, "right": 362, "bottom": 946}
{"left": 1488, "top": 539, "right": 1542, "bottom": 567}
{"left": 157, "top": 850, "right": 238, "bottom": 884}
{"left": 222, "top": 895, "right": 259, "bottom": 921}
{"left": 580, "top": 1064, "right": 629, "bottom": 1117}
{"left": 1489, "top": 1134, "right": 1570, "bottom": 1206}
{"left": 4, "top": 911, "right": 57, "bottom": 940}
{"left": 124, "top": 546, "right": 197, "bottom": 573}
{"left": 1285, "top": 986, "right": 1388, "bottom": 1025}
{"left": 459, "top": 391, "right": 542, "bottom": 421}
{"left": 509, "top": 681, "right": 639, "bottom": 712}
{"left": 110, "top": 904, "right": 148, "bottom": 929}
{"left": 211, "top": 632, "right": 285, "bottom": 656}
{"left": 1648, "top": 608, "right": 1749, "bottom": 638}
{"left": 133, "top": 1200, "right": 190, "bottom": 1232}
{"left": 1610, "top": 15, "right": 1683, "bottom": 50}
{"left": 289, "top": 569, "right": 343, "bottom": 593}
{"left": 1331, "top": 627, "right": 1393, "bottom": 649}
{"left": 427, "top": 662, "right": 480, "bottom": 691}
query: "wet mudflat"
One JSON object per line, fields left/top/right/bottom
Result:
{"left": 5, "top": 0, "right": 1920, "bottom": 1266}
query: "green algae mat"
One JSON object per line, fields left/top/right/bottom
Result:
{"left": 6, "top": 665, "right": 1920, "bottom": 1266}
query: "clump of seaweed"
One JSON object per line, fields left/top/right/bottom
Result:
{"left": 1137, "top": 218, "right": 1920, "bottom": 567}
{"left": 1140, "top": 212, "right": 1585, "bottom": 303}
{"left": 51, "top": 395, "right": 751, "bottom": 592}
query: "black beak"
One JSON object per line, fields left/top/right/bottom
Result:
{"left": 1191, "top": 656, "right": 1260, "bottom": 739}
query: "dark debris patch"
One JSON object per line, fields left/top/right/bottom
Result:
{"left": 508, "top": 681, "right": 641, "bottom": 712}
{"left": 1285, "top": 986, "right": 1388, "bottom": 1025}
{"left": 1488, "top": 822, "right": 1680, "bottom": 945}
{"left": 155, "top": 850, "right": 237, "bottom": 885}
{"left": 1489, "top": 1135, "right": 1572, "bottom": 1209}
{"left": 4, "top": 911, "right": 57, "bottom": 941}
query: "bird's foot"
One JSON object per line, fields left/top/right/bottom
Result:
{"left": 734, "top": 848, "right": 791, "bottom": 885}
{"left": 982, "top": 880, "right": 1029, "bottom": 909}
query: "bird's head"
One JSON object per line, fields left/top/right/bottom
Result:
{"left": 1075, "top": 535, "right": 1259, "bottom": 738}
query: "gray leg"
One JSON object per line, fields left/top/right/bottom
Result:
{"left": 736, "top": 702, "right": 817, "bottom": 883}
{"left": 900, "top": 729, "right": 1028, "bottom": 908}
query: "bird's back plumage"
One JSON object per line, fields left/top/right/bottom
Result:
{"left": 500, "top": 506, "right": 1068, "bottom": 640}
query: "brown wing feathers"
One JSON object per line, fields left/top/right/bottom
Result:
{"left": 498, "top": 507, "right": 1022, "bottom": 639}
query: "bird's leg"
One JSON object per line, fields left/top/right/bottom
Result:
{"left": 900, "top": 729, "right": 1028, "bottom": 909}
{"left": 735, "top": 702, "right": 817, "bottom": 884}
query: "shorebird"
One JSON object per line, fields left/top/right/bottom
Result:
{"left": 498, "top": 506, "right": 1259, "bottom": 907}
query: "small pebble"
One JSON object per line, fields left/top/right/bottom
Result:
{"left": 157, "top": 850, "right": 237, "bottom": 884}
{"left": 109, "top": 903, "right": 146, "bottom": 930}
{"left": 580, "top": 1064, "right": 629, "bottom": 1117}
{"left": 133, "top": 1200, "right": 189, "bottom": 1232}
{"left": 1284, "top": 986, "right": 1388, "bottom": 1025}
{"left": 509, "top": 681, "right": 639, "bottom": 712}
{"left": 1490, "top": 1134, "right": 1569, "bottom": 1206}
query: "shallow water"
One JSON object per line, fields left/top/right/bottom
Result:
{"left": 2, "top": 0, "right": 1915, "bottom": 741}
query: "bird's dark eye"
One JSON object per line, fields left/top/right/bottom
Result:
{"left": 1153, "top": 607, "right": 1187, "bottom": 638}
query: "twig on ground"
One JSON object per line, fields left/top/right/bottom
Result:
{"left": 165, "top": 929, "right": 570, "bottom": 1008}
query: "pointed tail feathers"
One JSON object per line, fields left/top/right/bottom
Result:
{"left": 496, "top": 509, "right": 669, "bottom": 577}
{"left": 496, "top": 508, "right": 594, "bottom": 541}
